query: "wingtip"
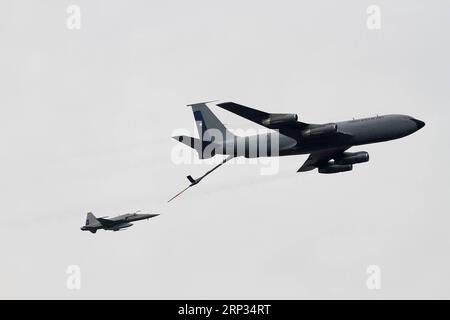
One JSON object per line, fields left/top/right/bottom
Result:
{"left": 297, "top": 166, "right": 315, "bottom": 173}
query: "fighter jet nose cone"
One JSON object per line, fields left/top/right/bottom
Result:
{"left": 144, "top": 213, "right": 159, "bottom": 219}
{"left": 412, "top": 118, "right": 425, "bottom": 130}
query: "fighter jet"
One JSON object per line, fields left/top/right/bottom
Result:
{"left": 80, "top": 211, "right": 158, "bottom": 233}
{"left": 168, "top": 101, "right": 425, "bottom": 201}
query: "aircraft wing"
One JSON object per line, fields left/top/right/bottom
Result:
{"left": 111, "top": 222, "right": 133, "bottom": 231}
{"left": 298, "top": 147, "right": 350, "bottom": 172}
{"left": 217, "top": 102, "right": 309, "bottom": 137}
{"left": 97, "top": 217, "right": 117, "bottom": 228}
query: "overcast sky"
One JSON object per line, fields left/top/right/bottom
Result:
{"left": 1, "top": 0, "right": 449, "bottom": 299}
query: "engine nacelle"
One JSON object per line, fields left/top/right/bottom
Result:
{"left": 261, "top": 113, "right": 298, "bottom": 126}
{"left": 301, "top": 123, "right": 337, "bottom": 138}
{"left": 334, "top": 151, "right": 369, "bottom": 165}
{"left": 318, "top": 164, "right": 352, "bottom": 174}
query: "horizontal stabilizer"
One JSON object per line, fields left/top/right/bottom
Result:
{"left": 172, "top": 135, "right": 215, "bottom": 159}
{"left": 172, "top": 135, "right": 202, "bottom": 149}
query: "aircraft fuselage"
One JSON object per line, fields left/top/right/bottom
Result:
{"left": 81, "top": 213, "right": 158, "bottom": 233}
{"left": 211, "top": 114, "right": 424, "bottom": 157}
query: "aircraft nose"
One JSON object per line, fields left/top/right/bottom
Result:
{"left": 411, "top": 118, "right": 425, "bottom": 130}
{"left": 144, "top": 214, "right": 159, "bottom": 219}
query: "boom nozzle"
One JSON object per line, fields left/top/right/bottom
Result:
{"left": 167, "top": 155, "right": 234, "bottom": 203}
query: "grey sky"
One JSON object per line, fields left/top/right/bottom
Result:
{"left": 0, "top": 0, "right": 449, "bottom": 299}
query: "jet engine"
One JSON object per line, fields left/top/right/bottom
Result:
{"left": 318, "top": 164, "right": 352, "bottom": 174}
{"left": 261, "top": 113, "right": 298, "bottom": 126}
{"left": 334, "top": 151, "right": 369, "bottom": 165}
{"left": 301, "top": 123, "right": 337, "bottom": 138}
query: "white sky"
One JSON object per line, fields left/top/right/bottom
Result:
{"left": 0, "top": 0, "right": 449, "bottom": 299}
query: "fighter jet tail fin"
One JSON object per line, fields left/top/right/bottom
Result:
{"left": 86, "top": 212, "right": 99, "bottom": 226}
{"left": 188, "top": 102, "right": 235, "bottom": 143}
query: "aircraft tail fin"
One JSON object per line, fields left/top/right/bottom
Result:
{"left": 86, "top": 212, "right": 99, "bottom": 226}
{"left": 189, "top": 102, "right": 234, "bottom": 142}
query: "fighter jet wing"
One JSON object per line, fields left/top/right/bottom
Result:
{"left": 111, "top": 222, "right": 133, "bottom": 231}
{"left": 97, "top": 217, "right": 116, "bottom": 228}
{"left": 217, "top": 102, "right": 310, "bottom": 137}
{"left": 298, "top": 147, "right": 350, "bottom": 172}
